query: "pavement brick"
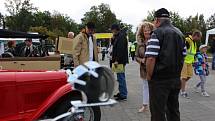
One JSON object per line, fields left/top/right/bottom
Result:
{"left": 99, "top": 58, "right": 215, "bottom": 121}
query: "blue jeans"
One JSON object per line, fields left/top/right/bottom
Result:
{"left": 117, "top": 72, "right": 128, "bottom": 98}
{"left": 212, "top": 53, "right": 215, "bottom": 70}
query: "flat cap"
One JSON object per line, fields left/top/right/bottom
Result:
{"left": 154, "top": 8, "right": 170, "bottom": 18}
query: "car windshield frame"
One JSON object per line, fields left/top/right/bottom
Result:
{"left": 0, "top": 29, "right": 48, "bottom": 39}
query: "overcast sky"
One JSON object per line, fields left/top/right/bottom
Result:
{"left": 0, "top": 0, "right": 215, "bottom": 30}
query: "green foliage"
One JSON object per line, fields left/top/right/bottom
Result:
{"left": 170, "top": 12, "right": 186, "bottom": 33}
{"left": 4, "top": 0, "right": 37, "bottom": 16}
{"left": 5, "top": 9, "right": 34, "bottom": 31}
{"left": 120, "top": 23, "right": 135, "bottom": 42}
{"left": 207, "top": 13, "right": 215, "bottom": 29}
{"left": 29, "top": 26, "right": 48, "bottom": 34}
{"left": 4, "top": 0, "right": 36, "bottom": 31}
{"left": 32, "top": 11, "right": 52, "bottom": 29}
{"left": 29, "top": 26, "right": 57, "bottom": 41}
{"left": 144, "top": 11, "right": 155, "bottom": 22}
{"left": 4, "top": 0, "right": 80, "bottom": 40}
{"left": 49, "top": 11, "right": 79, "bottom": 36}
{"left": 144, "top": 11, "right": 208, "bottom": 44}
{"left": 0, "top": 12, "right": 3, "bottom": 27}
{"left": 3, "top": 0, "right": 215, "bottom": 45}
{"left": 81, "top": 3, "right": 135, "bottom": 42}
{"left": 81, "top": 3, "right": 120, "bottom": 33}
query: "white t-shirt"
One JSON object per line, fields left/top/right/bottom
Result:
{"left": 89, "top": 36, "right": 94, "bottom": 61}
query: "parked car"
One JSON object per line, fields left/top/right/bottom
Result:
{"left": 0, "top": 29, "right": 70, "bottom": 70}
{"left": 0, "top": 61, "right": 116, "bottom": 121}
{"left": 0, "top": 29, "right": 117, "bottom": 121}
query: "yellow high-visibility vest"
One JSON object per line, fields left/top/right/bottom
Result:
{"left": 131, "top": 45, "right": 136, "bottom": 52}
{"left": 185, "top": 36, "right": 197, "bottom": 64}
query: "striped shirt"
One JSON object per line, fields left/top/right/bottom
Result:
{"left": 183, "top": 45, "right": 187, "bottom": 56}
{"left": 145, "top": 33, "right": 187, "bottom": 57}
{"left": 145, "top": 33, "right": 160, "bottom": 57}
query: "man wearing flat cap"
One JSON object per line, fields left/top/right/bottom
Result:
{"left": 145, "top": 8, "right": 186, "bottom": 121}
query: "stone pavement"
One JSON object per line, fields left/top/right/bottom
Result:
{"left": 99, "top": 59, "right": 215, "bottom": 121}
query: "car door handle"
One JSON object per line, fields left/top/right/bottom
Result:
{"left": 20, "top": 64, "right": 25, "bottom": 66}
{"left": 13, "top": 62, "right": 17, "bottom": 64}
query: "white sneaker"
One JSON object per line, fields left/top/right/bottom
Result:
{"left": 180, "top": 91, "right": 185, "bottom": 96}
{"left": 201, "top": 91, "right": 210, "bottom": 97}
{"left": 194, "top": 87, "right": 200, "bottom": 93}
{"left": 181, "top": 91, "right": 189, "bottom": 99}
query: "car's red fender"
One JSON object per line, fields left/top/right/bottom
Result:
{"left": 28, "top": 83, "right": 74, "bottom": 121}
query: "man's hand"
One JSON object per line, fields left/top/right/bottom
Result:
{"left": 146, "top": 57, "right": 156, "bottom": 81}
{"left": 141, "top": 58, "right": 145, "bottom": 64}
{"left": 146, "top": 74, "right": 151, "bottom": 81}
{"left": 114, "top": 61, "right": 118, "bottom": 65}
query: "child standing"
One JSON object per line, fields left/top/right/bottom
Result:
{"left": 194, "top": 44, "right": 210, "bottom": 97}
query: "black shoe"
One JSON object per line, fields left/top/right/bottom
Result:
{"left": 115, "top": 96, "right": 127, "bottom": 101}
{"left": 114, "top": 93, "right": 120, "bottom": 98}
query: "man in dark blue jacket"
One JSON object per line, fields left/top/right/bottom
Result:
{"left": 111, "top": 24, "right": 129, "bottom": 101}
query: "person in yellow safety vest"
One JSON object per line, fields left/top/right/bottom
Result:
{"left": 130, "top": 44, "right": 136, "bottom": 61}
{"left": 181, "top": 30, "right": 202, "bottom": 98}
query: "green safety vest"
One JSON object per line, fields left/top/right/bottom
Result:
{"left": 184, "top": 36, "right": 197, "bottom": 64}
{"left": 131, "top": 45, "right": 136, "bottom": 52}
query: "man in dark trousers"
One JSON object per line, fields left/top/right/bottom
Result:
{"left": 130, "top": 43, "right": 136, "bottom": 61}
{"left": 111, "top": 24, "right": 129, "bottom": 101}
{"left": 145, "top": 8, "right": 186, "bottom": 121}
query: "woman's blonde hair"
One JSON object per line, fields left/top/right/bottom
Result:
{"left": 136, "top": 21, "right": 154, "bottom": 43}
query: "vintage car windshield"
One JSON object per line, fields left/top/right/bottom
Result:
{"left": 0, "top": 29, "right": 55, "bottom": 58}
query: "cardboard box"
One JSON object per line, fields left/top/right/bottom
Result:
{"left": 56, "top": 37, "right": 73, "bottom": 54}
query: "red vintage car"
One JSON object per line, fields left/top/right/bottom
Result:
{"left": 0, "top": 30, "right": 116, "bottom": 121}
{"left": 0, "top": 63, "right": 118, "bottom": 121}
{"left": 0, "top": 69, "right": 102, "bottom": 121}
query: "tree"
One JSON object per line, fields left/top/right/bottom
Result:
{"left": 207, "top": 13, "right": 215, "bottom": 29}
{"left": 82, "top": 3, "right": 136, "bottom": 42}
{"left": 29, "top": 26, "right": 57, "bottom": 41}
{"left": 198, "top": 14, "right": 207, "bottom": 42}
{"left": 0, "top": 12, "right": 3, "bottom": 27}
{"left": 5, "top": 9, "right": 34, "bottom": 31}
{"left": 120, "top": 23, "right": 135, "bottom": 42}
{"left": 81, "top": 3, "right": 120, "bottom": 33}
{"left": 183, "top": 14, "right": 207, "bottom": 43}
{"left": 4, "top": 0, "right": 37, "bottom": 16}
{"left": 4, "top": 0, "right": 36, "bottom": 31}
{"left": 144, "top": 11, "right": 207, "bottom": 38}
{"left": 144, "top": 11, "right": 155, "bottom": 22}
{"left": 49, "top": 11, "right": 79, "bottom": 36}
{"left": 170, "top": 12, "right": 187, "bottom": 33}
{"left": 32, "top": 11, "right": 52, "bottom": 29}
{"left": 144, "top": 11, "right": 187, "bottom": 33}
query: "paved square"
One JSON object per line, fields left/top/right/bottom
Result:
{"left": 99, "top": 60, "right": 215, "bottom": 121}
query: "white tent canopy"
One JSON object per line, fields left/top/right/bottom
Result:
{"left": 205, "top": 28, "right": 215, "bottom": 45}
